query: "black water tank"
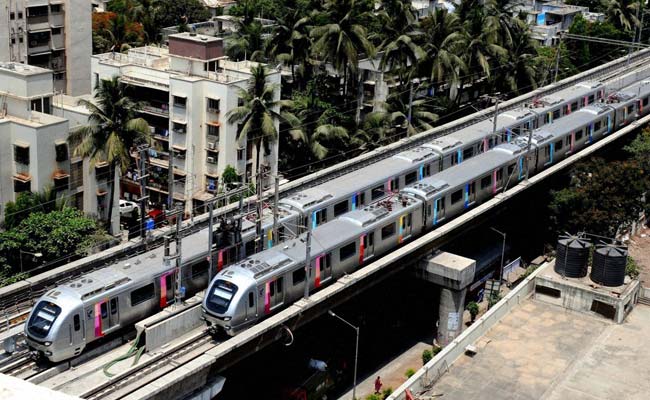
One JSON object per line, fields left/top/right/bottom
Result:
{"left": 555, "top": 235, "right": 591, "bottom": 278}
{"left": 591, "top": 244, "right": 628, "bottom": 287}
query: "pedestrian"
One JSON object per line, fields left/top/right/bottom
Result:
{"left": 374, "top": 376, "right": 383, "bottom": 394}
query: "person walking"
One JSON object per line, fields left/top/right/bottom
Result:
{"left": 374, "top": 376, "right": 383, "bottom": 394}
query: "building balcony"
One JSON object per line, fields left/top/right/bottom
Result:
{"left": 28, "top": 41, "right": 51, "bottom": 55}
{"left": 49, "top": 13, "right": 64, "bottom": 27}
{"left": 51, "top": 34, "right": 65, "bottom": 50}
{"left": 140, "top": 102, "right": 169, "bottom": 117}
{"left": 26, "top": 0, "right": 49, "bottom": 7}
{"left": 27, "top": 17, "right": 50, "bottom": 32}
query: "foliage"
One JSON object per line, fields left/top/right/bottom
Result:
{"left": 432, "top": 345, "right": 442, "bottom": 356}
{"left": 365, "top": 395, "right": 382, "bottom": 400}
{"left": 466, "top": 301, "right": 480, "bottom": 321}
{"left": 382, "top": 388, "right": 393, "bottom": 399}
{"left": 422, "top": 349, "right": 433, "bottom": 365}
{"left": 624, "top": 127, "right": 650, "bottom": 170}
{"left": 153, "top": 0, "right": 211, "bottom": 30}
{"left": 626, "top": 256, "right": 640, "bottom": 279}
{"left": 567, "top": 15, "right": 628, "bottom": 72}
{"left": 92, "top": 11, "right": 145, "bottom": 53}
{"left": 548, "top": 157, "right": 650, "bottom": 237}
{"left": 0, "top": 208, "right": 106, "bottom": 285}
{"left": 69, "top": 77, "right": 152, "bottom": 233}
{"left": 3, "top": 187, "right": 64, "bottom": 230}
{"left": 520, "top": 264, "right": 540, "bottom": 279}
{"left": 221, "top": 165, "right": 240, "bottom": 189}
{"left": 405, "top": 368, "right": 416, "bottom": 378}
{"left": 487, "top": 291, "right": 502, "bottom": 308}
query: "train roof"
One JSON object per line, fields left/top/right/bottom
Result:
{"left": 280, "top": 147, "right": 438, "bottom": 211}
{"left": 535, "top": 104, "right": 611, "bottom": 141}
{"left": 618, "top": 79, "right": 650, "bottom": 100}
{"left": 403, "top": 146, "right": 518, "bottom": 199}
{"left": 533, "top": 81, "right": 603, "bottom": 110}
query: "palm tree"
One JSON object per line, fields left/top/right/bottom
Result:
{"left": 380, "top": 33, "right": 425, "bottom": 87}
{"left": 68, "top": 77, "right": 152, "bottom": 233}
{"left": 266, "top": 6, "right": 312, "bottom": 86}
{"left": 310, "top": 0, "right": 376, "bottom": 98}
{"left": 227, "top": 65, "right": 297, "bottom": 183}
{"left": 93, "top": 12, "right": 144, "bottom": 54}
{"left": 377, "top": 91, "right": 439, "bottom": 138}
{"left": 417, "top": 9, "right": 466, "bottom": 99}
{"left": 352, "top": 111, "right": 393, "bottom": 152}
{"left": 605, "top": 0, "right": 640, "bottom": 32}
{"left": 498, "top": 20, "right": 540, "bottom": 95}
{"left": 226, "top": 19, "right": 266, "bottom": 62}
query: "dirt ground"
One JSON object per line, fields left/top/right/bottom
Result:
{"left": 628, "top": 224, "right": 650, "bottom": 286}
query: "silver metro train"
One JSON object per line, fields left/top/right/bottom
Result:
{"left": 24, "top": 78, "right": 640, "bottom": 361}
{"left": 202, "top": 79, "right": 650, "bottom": 334}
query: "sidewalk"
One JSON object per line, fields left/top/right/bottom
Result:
{"left": 337, "top": 339, "right": 432, "bottom": 400}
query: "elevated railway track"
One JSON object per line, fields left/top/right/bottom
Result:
{"left": 1, "top": 48, "right": 650, "bottom": 334}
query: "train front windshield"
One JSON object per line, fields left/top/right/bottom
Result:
{"left": 206, "top": 280, "right": 238, "bottom": 314}
{"left": 28, "top": 301, "right": 62, "bottom": 338}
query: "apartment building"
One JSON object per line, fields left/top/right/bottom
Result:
{"left": 0, "top": 62, "right": 111, "bottom": 228}
{"left": 0, "top": 0, "right": 92, "bottom": 96}
{"left": 91, "top": 33, "right": 281, "bottom": 217}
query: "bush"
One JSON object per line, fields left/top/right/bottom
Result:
{"left": 432, "top": 345, "right": 442, "bottom": 356}
{"left": 626, "top": 257, "right": 640, "bottom": 279}
{"left": 488, "top": 291, "right": 502, "bottom": 308}
{"left": 422, "top": 348, "right": 433, "bottom": 365}
{"left": 382, "top": 388, "right": 393, "bottom": 399}
{"left": 405, "top": 368, "right": 415, "bottom": 379}
{"left": 365, "top": 395, "right": 382, "bottom": 400}
{"left": 466, "top": 301, "right": 479, "bottom": 321}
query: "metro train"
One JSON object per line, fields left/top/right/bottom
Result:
{"left": 23, "top": 78, "right": 641, "bottom": 362}
{"left": 201, "top": 79, "right": 650, "bottom": 335}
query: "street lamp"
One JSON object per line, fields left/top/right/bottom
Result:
{"left": 328, "top": 310, "right": 359, "bottom": 400}
{"left": 19, "top": 250, "right": 43, "bottom": 273}
{"left": 490, "top": 227, "right": 506, "bottom": 284}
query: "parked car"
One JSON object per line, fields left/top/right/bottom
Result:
{"left": 119, "top": 199, "right": 139, "bottom": 215}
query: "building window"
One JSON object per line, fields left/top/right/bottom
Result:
{"left": 10, "top": 12, "right": 15, "bottom": 20}
{"left": 71, "top": 160, "right": 83, "bottom": 188}
{"left": 19, "top": 36, "right": 23, "bottom": 43}
{"left": 18, "top": 11, "right": 22, "bottom": 19}
{"left": 31, "top": 99, "right": 42, "bottom": 113}
{"left": 173, "top": 96, "right": 186, "bottom": 108}
{"left": 207, "top": 124, "right": 219, "bottom": 136}
{"left": 55, "top": 142, "right": 68, "bottom": 161}
{"left": 237, "top": 148, "right": 244, "bottom": 160}
{"left": 204, "top": 61, "right": 217, "bottom": 71}
{"left": 13, "top": 177, "right": 31, "bottom": 193}
{"left": 14, "top": 144, "right": 30, "bottom": 165}
{"left": 206, "top": 153, "right": 218, "bottom": 164}
{"left": 52, "top": 27, "right": 62, "bottom": 35}
{"left": 50, "top": 4, "right": 61, "bottom": 13}
{"left": 54, "top": 175, "right": 69, "bottom": 192}
{"left": 207, "top": 98, "right": 220, "bottom": 112}
{"left": 11, "top": 38, "right": 16, "bottom": 44}
{"left": 96, "top": 163, "right": 110, "bottom": 180}
{"left": 172, "top": 122, "right": 187, "bottom": 133}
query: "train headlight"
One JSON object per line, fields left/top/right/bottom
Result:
{"left": 223, "top": 317, "right": 232, "bottom": 321}
{"left": 44, "top": 342, "right": 52, "bottom": 347}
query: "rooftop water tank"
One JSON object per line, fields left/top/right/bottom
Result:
{"left": 590, "top": 244, "right": 628, "bottom": 287}
{"left": 555, "top": 234, "right": 591, "bottom": 278}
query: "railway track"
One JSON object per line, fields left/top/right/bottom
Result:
{"left": 0, "top": 49, "right": 649, "bottom": 324}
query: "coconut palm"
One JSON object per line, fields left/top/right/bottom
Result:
{"left": 605, "top": 0, "right": 640, "bottom": 32}
{"left": 68, "top": 77, "right": 152, "bottom": 233}
{"left": 266, "top": 6, "right": 312, "bottom": 85}
{"left": 376, "top": 91, "right": 439, "bottom": 138}
{"left": 352, "top": 111, "right": 394, "bottom": 152}
{"left": 498, "top": 20, "right": 540, "bottom": 95}
{"left": 226, "top": 19, "right": 266, "bottom": 62}
{"left": 310, "top": 0, "right": 376, "bottom": 97}
{"left": 380, "top": 33, "right": 426, "bottom": 87}
{"left": 227, "top": 65, "right": 298, "bottom": 181}
{"left": 417, "top": 9, "right": 466, "bottom": 99}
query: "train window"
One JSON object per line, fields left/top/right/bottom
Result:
{"left": 407, "top": 213, "right": 412, "bottom": 227}
{"left": 73, "top": 314, "right": 80, "bottom": 331}
{"left": 576, "top": 129, "right": 583, "bottom": 140}
{"left": 630, "top": 104, "right": 635, "bottom": 113}
{"left": 276, "top": 277, "right": 284, "bottom": 294}
{"left": 339, "top": 242, "right": 356, "bottom": 261}
{"left": 292, "top": 268, "right": 306, "bottom": 285}
{"left": 463, "top": 147, "right": 473, "bottom": 160}
{"left": 496, "top": 169, "right": 504, "bottom": 181}
{"left": 131, "top": 283, "right": 155, "bottom": 306}
{"left": 451, "top": 190, "right": 462, "bottom": 204}
{"left": 100, "top": 302, "right": 108, "bottom": 319}
{"left": 245, "top": 240, "right": 255, "bottom": 256}
{"left": 553, "top": 109, "right": 560, "bottom": 120}
{"left": 571, "top": 101, "right": 578, "bottom": 111}
{"left": 334, "top": 200, "right": 349, "bottom": 217}
{"left": 507, "top": 164, "right": 515, "bottom": 177}
{"left": 353, "top": 192, "right": 366, "bottom": 207}
{"left": 563, "top": 104, "right": 569, "bottom": 115}
{"left": 643, "top": 98, "right": 649, "bottom": 106}
{"left": 543, "top": 114, "right": 549, "bottom": 124}
{"left": 595, "top": 121, "right": 601, "bottom": 131}
{"left": 555, "top": 139, "right": 563, "bottom": 151}
{"left": 424, "top": 164, "right": 431, "bottom": 176}
{"left": 588, "top": 94, "right": 595, "bottom": 104}
{"left": 192, "top": 261, "right": 209, "bottom": 277}
{"left": 480, "top": 175, "right": 492, "bottom": 189}
{"left": 381, "top": 223, "right": 395, "bottom": 239}
{"left": 110, "top": 298, "right": 118, "bottom": 315}
{"left": 367, "top": 232, "right": 374, "bottom": 247}
{"left": 371, "top": 185, "right": 384, "bottom": 200}
{"left": 451, "top": 152, "right": 459, "bottom": 166}
{"left": 28, "top": 302, "right": 62, "bottom": 338}
{"left": 544, "top": 145, "right": 551, "bottom": 158}
{"left": 248, "top": 292, "right": 254, "bottom": 308}
{"left": 324, "top": 253, "right": 332, "bottom": 269}
{"left": 405, "top": 171, "right": 417, "bottom": 186}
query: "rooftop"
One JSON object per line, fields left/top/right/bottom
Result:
{"left": 0, "top": 62, "right": 51, "bottom": 76}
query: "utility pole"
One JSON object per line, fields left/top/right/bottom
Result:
{"left": 525, "top": 128, "right": 534, "bottom": 180}
{"left": 167, "top": 145, "right": 174, "bottom": 210}
{"left": 165, "top": 205, "right": 184, "bottom": 306}
{"left": 207, "top": 201, "right": 215, "bottom": 282}
{"left": 407, "top": 81, "right": 414, "bottom": 136}
{"left": 272, "top": 175, "right": 280, "bottom": 246}
{"left": 303, "top": 224, "right": 312, "bottom": 300}
{"left": 137, "top": 144, "right": 150, "bottom": 241}
{"left": 255, "top": 166, "right": 264, "bottom": 253}
{"left": 554, "top": 34, "right": 563, "bottom": 83}
{"left": 491, "top": 96, "right": 500, "bottom": 138}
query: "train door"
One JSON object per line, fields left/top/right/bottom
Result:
{"left": 399, "top": 213, "right": 412, "bottom": 242}
{"left": 360, "top": 232, "right": 375, "bottom": 262}
{"left": 245, "top": 290, "right": 257, "bottom": 319}
{"left": 265, "top": 277, "right": 285, "bottom": 313}
{"left": 160, "top": 272, "right": 175, "bottom": 308}
{"left": 465, "top": 182, "right": 476, "bottom": 208}
{"left": 108, "top": 297, "right": 119, "bottom": 329}
{"left": 314, "top": 253, "right": 332, "bottom": 288}
{"left": 70, "top": 312, "right": 84, "bottom": 347}
{"left": 433, "top": 198, "right": 445, "bottom": 225}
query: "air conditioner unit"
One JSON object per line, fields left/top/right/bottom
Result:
{"left": 207, "top": 156, "right": 216, "bottom": 164}
{"left": 149, "top": 126, "right": 155, "bottom": 134}
{"left": 208, "top": 142, "right": 216, "bottom": 150}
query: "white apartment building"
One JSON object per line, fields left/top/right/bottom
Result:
{"left": 0, "top": 0, "right": 92, "bottom": 96}
{"left": 91, "top": 33, "right": 281, "bottom": 217}
{"left": 0, "top": 62, "right": 111, "bottom": 227}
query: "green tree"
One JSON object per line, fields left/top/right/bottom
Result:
{"left": 605, "top": 0, "right": 640, "bottom": 33}
{"left": 497, "top": 19, "right": 539, "bottom": 95}
{"left": 221, "top": 165, "right": 240, "bottom": 190}
{"left": 68, "top": 77, "right": 152, "bottom": 234}
{"left": 3, "top": 186, "right": 65, "bottom": 229}
{"left": 378, "top": 91, "right": 438, "bottom": 138}
{"left": 227, "top": 65, "right": 298, "bottom": 182}
{"left": 466, "top": 301, "right": 480, "bottom": 322}
{"left": 624, "top": 126, "right": 650, "bottom": 170}
{"left": 152, "top": 0, "right": 211, "bottom": 30}
{"left": 266, "top": 2, "right": 312, "bottom": 84}
{"left": 311, "top": 0, "right": 376, "bottom": 97}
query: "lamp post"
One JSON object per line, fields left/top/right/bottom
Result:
{"left": 19, "top": 250, "right": 43, "bottom": 274}
{"left": 490, "top": 227, "right": 506, "bottom": 284}
{"left": 328, "top": 310, "right": 359, "bottom": 400}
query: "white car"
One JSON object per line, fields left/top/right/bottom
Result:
{"left": 119, "top": 200, "right": 139, "bottom": 215}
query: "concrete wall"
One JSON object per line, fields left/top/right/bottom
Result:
{"left": 64, "top": 0, "right": 92, "bottom": 95}
{"left": 388, "top": 262, "right": 548, "bottom": 400}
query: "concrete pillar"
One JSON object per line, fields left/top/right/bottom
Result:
{"left": 438, "top": 286, "right": 467, "bottom": 346}
{"left": 417, "top": 251, "right": 476, "bottom": 347}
